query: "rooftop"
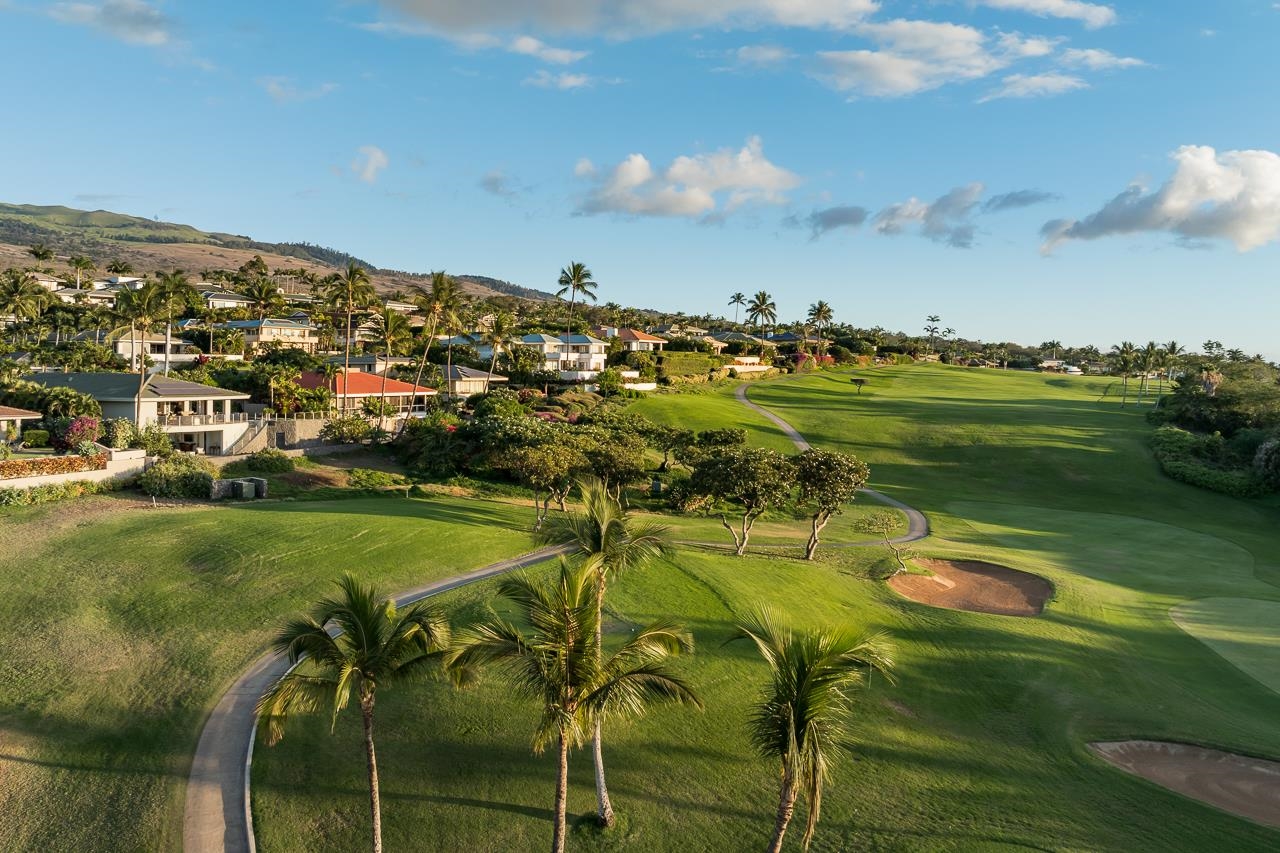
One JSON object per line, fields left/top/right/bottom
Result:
{"left": 0, "top": 405, "right": 42, "bottom": 420}
{"left": 26, "top": 372, "right": 249, "bottom": 401}
{"left": 298, "top": 371, "right": 437, "bottom": 397}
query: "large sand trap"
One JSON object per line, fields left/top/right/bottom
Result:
{"left": 888, "top": 559, "right": 1052, "bottom": 617}
{"left": 1090, "top": 741, "right": 1280, "bottom": 829}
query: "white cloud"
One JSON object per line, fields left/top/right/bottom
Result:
{"left": 787, "top": 205, "right": 870, "bottom": 239}
{"left": 259, "top": 77, "right": 339, "bottom": 103}
{"left": 509, "top": 35, "right": 587, "bottom": 64}
{"left": 50, "top": 0, "right": 172, "bottom": 45}
{"left": 1041, "top": 145, "right": 1280, "bottom": 253}
{"left": 1060, "top": 47, "right": 1145, "bottom": 69}
{"left": 874, "top": 182, "right": 985, "bottom": 247}
{"left": 576, "top": 136, "right": 801, "bottom": 221}
{"left": 996, "top": 32, "right": 1058, "bottom": 58}
{"left": 979, "top": 72, "right": 1088, "bottom": 102}
{"left": 734, "top": 44, "right": 792, "bottom": 66}
{"left": 977, "top": 0, "right": 1116, "bottom": 29}
{"left": 480, "top": 170, "right": 522, "bottom": 198}
{"left": 373, "top": 0, "right": 880, "bottom": 36}
{"left": 816, "top": 19, "right": 1006, "bottom": 97}
{"left": 352, "top": 146, "right": 390, "bottom": 184}
{"left": 524, "top": 70, "right": 594, "bottom": 89}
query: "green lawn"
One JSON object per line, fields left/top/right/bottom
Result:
{"left": 251, "top": 366, "right": 1280, "bottom": 851}
{"left": 1171, "top": 598, "right": 1280, "bottom": 695}
{"left": 627, "top": 384, "right": 799, "bottom": 453}
{"left": 0, "top": 492, "right": 536, "bottom": 852}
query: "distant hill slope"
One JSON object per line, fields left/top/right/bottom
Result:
{"left": 0, "top": 202, "right": 553, "bottom": 301}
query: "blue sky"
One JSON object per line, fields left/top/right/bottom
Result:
{"left": 2, "top": 1, "right": 1278, "bottom": 357}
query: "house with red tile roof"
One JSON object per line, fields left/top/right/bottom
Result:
{"left": 593, "top": 327, "right": 667, "bottom": 353}
{"left": 299, "top": 371, "right": 437, "bottom": 415}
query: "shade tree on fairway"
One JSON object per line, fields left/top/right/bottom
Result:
{"left": 507, "top": 443, "right": 587, "bottom": 529}
{"left": 447, "top": 561, "right": 701, "bottom": 853}
{"left": 256, "top": 574, "right": 452, "bottom": 853}
{"left": 691, "top": 447, "right": 796, "bottom": 556}
{"left": 793, "top": 449, "right": 871, "bottom": 560}
{"left": 731, "top": 608, "right": 895, "bottom": 853}
{"left": 857, "top": 511, "right": 917, "bottom": 575}
{"left": 534, "top": 477, "right": 674, "bottom": 827}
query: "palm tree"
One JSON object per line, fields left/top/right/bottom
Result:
{"left": 1110, "top": 342, "right": 1137, "bottom": 407}
{"left": 729, "top": 291, "right": 747, "bottom": 325}
{"left": 257, "top": 574, "right": 450, "bottom": 853}
{"left": 556, "top": 261, "right": 598, "bottom": 336}
{"left": 28, "top": 243, "right": 54, "bottom": 263}
{"left": 533, "top": 477, "right": 674, "bottom": 827}
{"left": 440, "top": 303, "right": 469, "bottom": 397}
{"left": 322, "top": 263, "right": 377, "bottom": 380}
{"left": 806, "top": 301, "right": 833, "bottom": 360}
{"left": 0, "top": 270, "right": 50, "bottom": 341}
{"left": 924, "top": 315, "right": 941, "bottom": 354}
{"left": 116, "top": 282, "right": 166, "bottom": 421}
{"left": 1161, "top": 340, "right": 1185, "bottom": 396}
{"left": 106, "top": 258, "right": 134, "bottom": 275}
{"left": 405, "top": 271, "right": 461, "bottom": 405}
{"left": 731, "top": 609, "right": 896, "bottom": 853}
{"left": 747, "top": 291, "right": 777, "bottom": 356}
{"left": 240, "top": 276, "right": 285, "bottom": 321}
{"left": 482, "top": 310, "right": 515, "bottom": 393}
{"left": 447, "top": 561, "right": 701, "bottom": 853}
{"left": 156, "top": 270, "right": 197, "bottom": 375}
{"left": 1041, "top": 340, "right": 1063, "bottom": 361}
{"left": 368, "top": 305, "right": 411, "bottom": 431}
{"left": 1137, "top": 341, "right": 1160, "bottom": 405}
{"left": 68, "top": 255, "right": 96, "bottom": 290}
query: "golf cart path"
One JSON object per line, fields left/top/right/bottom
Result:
{"left": 182, "top": 544, "right": 569, "bottom": 853}
{"left": 734, "top": 384, "right": 930, "bottom": 544}
{"left": 183, "top": 383, "right": 929, "bottom": 852}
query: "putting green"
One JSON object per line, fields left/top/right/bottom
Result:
{"left": 1171, "top": 598, "right": 1280, "bottom": 695}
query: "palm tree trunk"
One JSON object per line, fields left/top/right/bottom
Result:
{"left": 592, "top": 574, "right": 616, "bottom": 827}
{"left": 344, "top": 304, "right": 353, "bottom": 412}
{"left": 164, "top": 316, "right": 173, "bottom": 376}
{"left": 401, "top": 313, "right": 440, "bottom": 436}
{"left": 766, "top": 770, "right": 798, "bottom": 853}
{"left": 378, "top": 350, "right": 390, "bottom": 433}
{"left": 565, "top": 293, "right": 576, "bottom": 337}
{"left": 486, "top": 345, "right": 501, "bottom": 395}
{"left": 361, "top": 694, "right": 383, "bottom": 853}
{"left": 552, "top": 730, "right": 569, "bottom": 853}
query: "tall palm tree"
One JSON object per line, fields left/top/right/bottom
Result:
{"left": 924, "top": 315, "right": 941, "bottom": 354}
{"left": 731, "top": 609, "right": 896, "bottom": 853}
{"left": 747, "top": 291, "right": 777, "bottom": 356}
{"left": 68, "top": 255, "right": 96, "bottom": 290}
{"left": 440, "top": 303, "right": 469, "bottom": 396}
{"left": 368, "top": 305, "right": 411, "bottom": 430}
{"left": 28, "top": 243, "right": 54, "bottom": 263}
{"left": 257, "top": 574, "right": 451, "bottom": 853}
{"left": 106, "top": 258, "right": 134, "bottom": 275}
{"left": 116, "top": 281, "right": 166, "bottom": 421}
{"left": 406, "top": 271, "right": 460, "bottom": 399}
{"left": 0, "top": 270, "right": 50, "bottom": 341}
{"left": 556, "top": 261, "right": 598, "bottom": 336}
{"left": 324, "top": 262, "right": 376, "bottom": 380}
{"left": 1041, "top": 340, "right": 1063, "bottom": 361}
{"left": 1110, "top": 341, "right": 1137, "bottom": 407}
{"left": 1137, "top": 341, "right": 1161, "bottom": 405}
{"left": 156, "top": 270, "right": 197, "bottom": 375}
{"left": 482, "top": 310, "right": 515, "bottom": 393}
{"left": 1161, "top": 340, "right": 1185, "bottom": 396}
{"left": 240, "top": 275, "right": 285, "bottom": 321}
{"left": 806, "top": 301, "right": 833, "bottom": 359}
{"left": 729, "top": 291, "right": 747, "bottom": 325}
{"left": 533, "top": 477, "right": 674, "bottom": 827}
{"left": 447, "top": 561, "right": 701, "bottom": 853}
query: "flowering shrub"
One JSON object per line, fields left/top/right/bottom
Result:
{"left": 0, "top": 453, "right": 107, "bottom": 480}
{"left": 60, "top": 416, "right": 102, "bottom": 451}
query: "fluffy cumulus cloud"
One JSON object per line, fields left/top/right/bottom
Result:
{"left": 576, "top": 136, "right": 801, "bottom": 221}
{"left": 259, "top": 77, "right": 338, "bottom": 103}
{"left": 786, "top": 205, "right": 870, "bottom": 239}
{"left": 1041, "top": 145, "right": 1280, "bottom": 253}
{"left": 875, "top": 182, "right": 985, "bottom": 247}
{"left": 978, "top": 0, "right": 1117, "bottom": 29}
{"left": 508, "top": 35, "right": 587, "bottom": 64}
{"left": 50, "top": 0, "right": 173, "bottom": 45}
{"left": 352, "top": 146, "right": 390, "bottom": 184}
{"left": 376, "top": 0, "right": 879, "bottom": 36}
{"left": 979, "top": 72, "right": 1087, "bottom": 101}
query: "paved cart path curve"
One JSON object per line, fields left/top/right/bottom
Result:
{"left": 183, "top": 382, "right": 929, "bottom": 852}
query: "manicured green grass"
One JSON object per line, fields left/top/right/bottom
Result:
{"left": 627, "top": 384, "right": 798, "bottom": 453}
{"left": 1171, "top": 598, "right": 1280, "bottom": 695}
{"left": 252, "top": 365, "right": 1280, "bottom": 851}
{"left": 0, "top": 492, "right": 535, "bottom": 852}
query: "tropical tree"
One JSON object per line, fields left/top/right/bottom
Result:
{"left": 482, "top": 310, "right": 516, "bottom": 393}
{"left": 155, "top": 269, "right": 197, "bottom": 375}
{"left": 747, "top": 291, "right": 777, "bottom": 356}
{"left": 368, "top": 305, "right": 411, "bottom": 431}
{"left": 106, "top": 258, "right": 134, "bottom": 275}
{"left": 1137, "top": 341, "right": 1161, "bottom": 404}
{"left": 691, "top": 447, "right": 796, "bottom": 556}
{"left": 1110, "top": 341, "right": 1137, "bottom": 406}
{"left": 115, "top": 281, "right": 166, "bottom": 421}
{"left": 556, "top": 261, "right": 598, "bottom": 336}
{"left": 0, "top": 270, "right": 50, "bottom": 340}
{"left": 793, "top": 449, "right": 870, "bottom": 560}
{"left": 406, "top": 271, "right": 462, "bottom": 411}
{"left": 534, "top": 477, "right": 674, "bottom": 827}
{"left": 324, "top": 262, "right": 376, "bottom": 379}
{"left": 28, "top": 243, "right": 54, "bottom": 263}
{"left": 731, "top": 609, "right": 896, "bottom": 853}
{"left": 924, "top": 315, "right": 941, "bottom": 354}
{"left": 1040, "top": 340, "right": 1063, "bottom": 360}
{"left": 240, "top": 276, "right": 285, "bottom": 321}
{"left": 257, "top": 574, "right": 451, "bottom": 853}
{"left": 68, "top": 255, "right": 96, "bottom": 290}
{"left": 729, "top": 291, "right": 747, "bottom": 325}
{"left": 447, "top": 561, "right": 701, "bottom": 853}
{"left": 806, "top": 301, "right": 833, "bottom": 359}
{"left": 1161, "top": 340, "right": 1185, "bottom": 395}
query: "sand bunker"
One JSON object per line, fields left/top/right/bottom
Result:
{"left": 888, "top": 559, "right": 1052, "bottom": 617}
{"left": 1090, "top": 741, "right": 1280, "bottom": 829}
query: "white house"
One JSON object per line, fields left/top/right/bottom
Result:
{"left": 27, "top": 373, "right": 253, "bottom": 455}
{"left": 113, "top": 332, "right": 202, "bottom": 371}
{"left": 518, "top": 333, "right": 608, "bottom": 381}
{"left": 31, "top": 272, "right": 66, "bottom": 292}
{"left": 594, "top": 327, "right": 666, "bottom": 353}
{"left": 200, "top": 287, "right": 257, "bottom": 311}
{"left": 217, "top": 319, "right": 320, "bottom": 354}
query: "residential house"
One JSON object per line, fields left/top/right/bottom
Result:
{"left": 199, "top": 287, "right": 257, "bottom": 311}
{"left": 30, "top": 273, "right": 66, "bottom": 292}
{"left": 0, "top": 406, "right": 42, "bottom": 442}
{"left": 714, "top": 331, "right": 775, "bottom": 349}
{"left": 113, "top": 332, "right": 202, "bottom": 371}
{"left": 326, "top": 354, "right": 416, "bottom": 375}
{"left": 650, "top": 323, "right": 709, "bottom": 337}
{"left": 218, "top": 319, "right": 319, "bottom": 354}
{"left": 26, "top": 372, "right": 252, "bottom": 455}
{"left": 727, "top": 355, "right": 772, "bottom": 375}
{"left": 517, "top": 333, "right": 608, "bottom": 381}
{"left": 768, "top": 331, "right": 820, "bottom": 346}
{"left": 438, "top": 333, "right": 495, "bottom": 362}
{"left": 51, "top": 286, "right": 116, "bottom": 307}
{"left": 298, "top": 371, "right": 437, "bottom": 416}
{"left": 441, "top": 364, "right": 507, "bottom": 397}
{"left": 594, "top": 327, "right": 666, "bottom": 353}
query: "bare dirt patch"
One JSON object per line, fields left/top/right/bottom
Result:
{"left": 888, "top": 558, "right": 1052, "bottom": 617}
{"left": 1090, "top": 741, "right": 1280, "bottom": 829}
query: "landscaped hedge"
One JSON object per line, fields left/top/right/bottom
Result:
{"left": 0, "top": 453, "right": 107, "bottom": 481}
{"left": 245, "top": 448, "right": 295, "bottom": 473}
{"left": 0, "top": 476, "right": 131, "bottom": 507}
{"left": 22, "top": 430, "right": 49, "bottom": 448}
{"left": 1149, "top": 425, "right": 1267, "bottom": 498}
{"left": 658, "top": 351, "right": 722, "bottom": 379}
{"left": 137, "top": 455, "right": 218, "bottom": 498}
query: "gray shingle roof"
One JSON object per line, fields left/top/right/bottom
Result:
{"left": 26, "top": 372, "right": 248, "bottom": 401}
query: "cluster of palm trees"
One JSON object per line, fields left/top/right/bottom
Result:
{"left": 260, "top": 478, "right": 895, "bottom": 853}
{"left": 1108, "top": 340, "right": 1186, "bottom": 406}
